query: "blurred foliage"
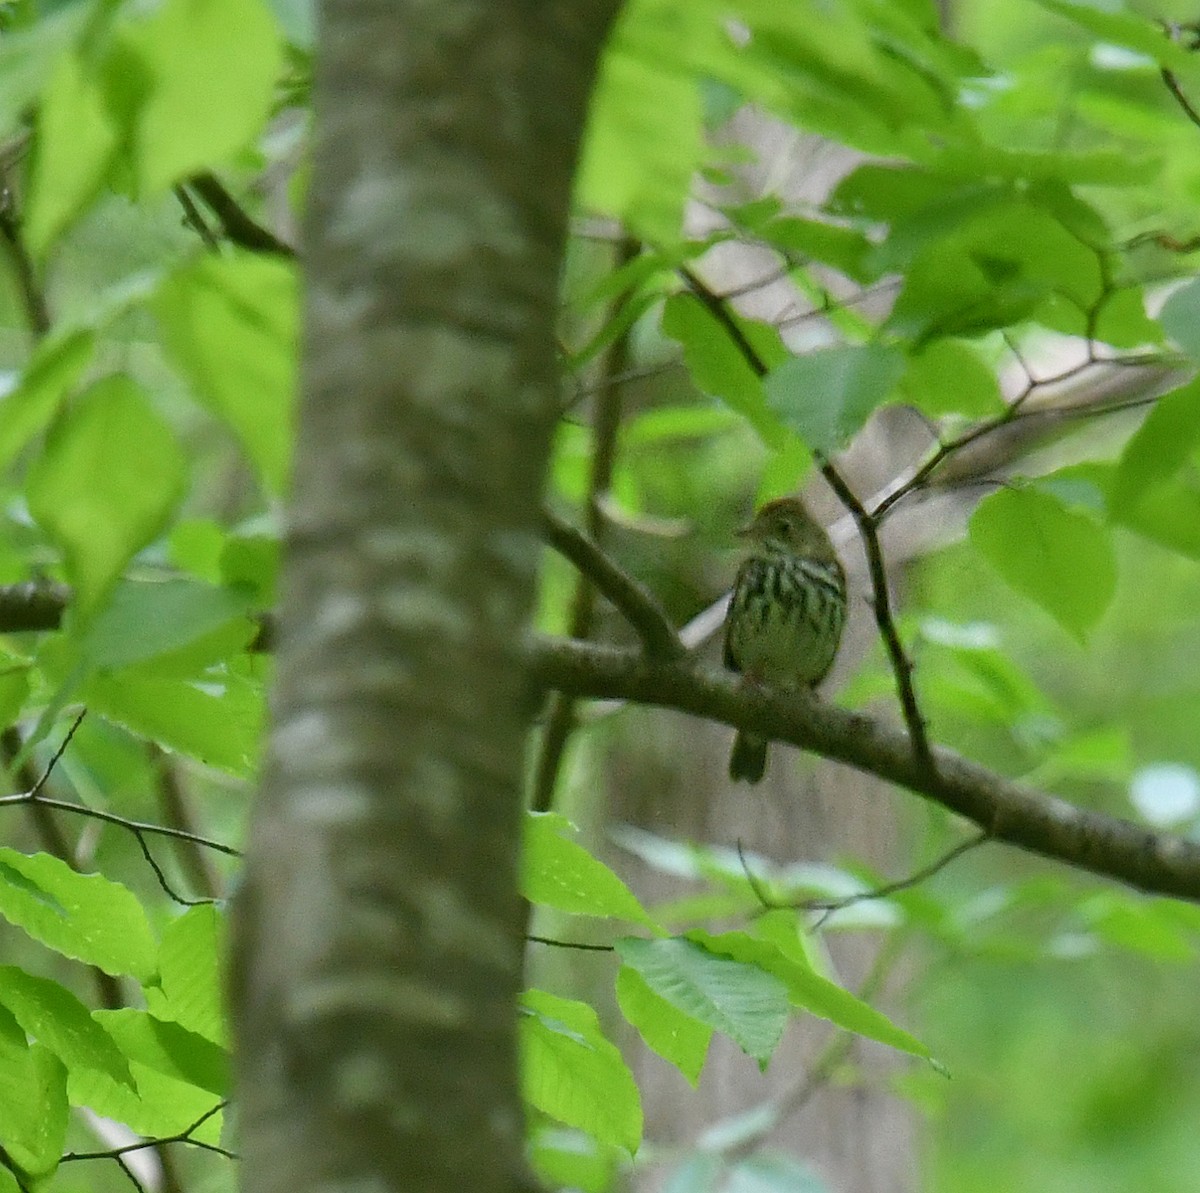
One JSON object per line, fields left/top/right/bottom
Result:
{"left": 0, "top": 0, "right": 1198, "bottom": 1191}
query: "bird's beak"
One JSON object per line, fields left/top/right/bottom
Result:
{"left": 734, "top": 522, "right": 753, "bottom": 539}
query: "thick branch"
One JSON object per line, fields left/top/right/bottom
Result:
{"left": 530, "top": 637, "right": 1200, "bottom": 902}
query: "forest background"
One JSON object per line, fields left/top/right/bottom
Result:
{"left": 0, "top": 1, "right": 1199, "bottom": 1192}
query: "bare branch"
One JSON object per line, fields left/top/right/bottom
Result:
{"left": 530, "top": 637, "right": 1200, "bottom": 903}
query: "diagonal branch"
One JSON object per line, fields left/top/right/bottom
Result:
{"left": 541, "top": 508, "right": 684, "bottom": 661}
{"left": 814, "top": 455, "right": 933, "bottom": 769}
{"left": 529, "top": 636, "right": 1200, "bottom": 903}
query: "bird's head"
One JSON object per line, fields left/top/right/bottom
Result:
{"left": 736, "top": 497, "right": 835, "bottom": 561}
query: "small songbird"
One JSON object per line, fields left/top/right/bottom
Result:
{"left": 723, "top": 496, "right": 847, "bottom": 783}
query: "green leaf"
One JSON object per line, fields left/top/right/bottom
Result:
{"left": 1031, "top": 0, "right": 1197, "bottom": 70}
{"left": 87, "top": 669, "right": 263, "bottom": 775}
{"left": 26, "top": 375, "right": 187, "bottom": 620}
{"left": 0, "top": 329, "right": 95, "bottom": 473}
{"left": 969, "top": 486, "right": 1117, "bottom": 640}
{"left": 0, "top": 849, "right": 156, "bottom": 979}
{"left": 577, "top": 0, "right": 707, "bottom": 240}
{"left": 154, "top": 905, "right": 227, "bottom": 1045}
{"left": 529, "top": 1127, "right": 619, "bottom": 1193}
{"left": 695, "top": 925, "right": 932, "bottom": 1059}
{"left": 24, "top": 52, "right": 119, "bottom": 257}
{"left": 661, "top": 294, "right": 788, "bottom": 447}
{"left": 1159, "top": 280, "right": 1200, "bottom": 360}
{"left": 0, "top": 968, "right": 133, "bottom": 1088}
{"left": 898, "top": 339, "right": 1004, "bottom": 419}
{"left": 219, "top": 533, "right": 280, "bottom": 606}
{"left": 120, "top": 0, "right": 283, "bottom": 193}
{"left": 154, "top": 253, "right": 297, "bottom": 493}
{"left": 1109, "top": 378, "right": 1200, "bottom": 514}
{"left": 82, "top": 579, "right": 255, "bottom": 671}
{"left": 0, "top": 4, "right": 90, "bottom": 140}
{"left": 616, "top": 937, "right": 788, "bottom": 1065}
{"left": 523, "top": 812, "right": 657, "bottom": 928}
{"left": 520, "top": 989, "right": 642, "bottom": 1155}
{"left": 0, "top": 1010, "right": 67, "bottom": 1180}
{"left": 94, "top": 1010, "right": 229, "bottom": 1096}
{"left": 69, "top": 1060, "right": 223, "bottom": 1140}
{"left": 616, "top": 963, "right": 711, "bottom": 1084}
{"left": 0, "top": 665, "right": 30, "bottom": 729}
{"left": 755, "top": 215, "right": 874, "bottom": 283}
{"left": 765, "top": 344, "right": 906, "bottom": 452}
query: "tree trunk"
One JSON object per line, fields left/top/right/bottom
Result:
{"left": 231, "top": 5, "right": 618, "bottom": 1193}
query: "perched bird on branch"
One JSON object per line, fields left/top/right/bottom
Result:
{"left": 723, "top": 497, "right": 847, "bottom": 783}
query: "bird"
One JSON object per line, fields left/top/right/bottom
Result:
{"left": 723, "top": 496, "right": 847, "bottom": 783}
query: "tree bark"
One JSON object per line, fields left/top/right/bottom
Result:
{"left": 231, "top": 5, "right": 618, "bottom": 1193}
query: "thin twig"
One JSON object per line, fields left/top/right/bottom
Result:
{"left": 532, "top": 235, "right": 641, "bottom": 813}
{"left": 130, "top": 828, "right": 216, "bottom": 907}
{"left": 526, "top": 934, "right": 616, "bottom": 952}
{"left": 816, "top": 456, "right": 933, "bottom": 769}
{"left": 173, "top": 185, "right": 221, "bottom": 250}
{"left": 738, "top": 832, "right": 988, "bottom": 927}
{"left": 0, "top": 791, "right": 241, "bottom": 856}
{"left": 64, "top": 1102, "right": 235, "bottom": 1163}
{"left": 29, "top": 708, "right": 86, "bottom": 799}
{"left": 0, "top": 191, "right": 50, "bottom": 339}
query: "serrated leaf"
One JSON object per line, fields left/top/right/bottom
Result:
{"left": 26, "top": 375, "right": 187, "bottom": 620}
{"left": 0, "top": 850, "right": 156, "bottom": 979}
{"left": 69, "top": 1061, "right": 223, "bottom": 1141}
{"left": 616, "top": 963, "right": 711, "bottom": 1084}
{"left": 0, "top": 1010, "right": 68, "bottom": 1180}
{"left": 616, "top": 937, "right": 788, "bottom": 1065}
{"left": 155, "top": 905, "right": 227, "bottom": 1045}
{"left": 766, "top": 344, "right": 905, "bottom": 452}
{"left": 520, "top": 989, "right": 642, "bottom": 1154}
{"left": 87, "top": 669, "right": 262, "bottom": 776}
{"left": 0, "top": 968, "right": 133, "bottom": 1089}
{"left": 154, "top": 253, "right": 296, "bottom": 493}
{"left": 969, "top": 486, "right": 1116, "bottom": 640}
{"left": 121, "top": 0, "right": 283, "bottom": 194}
{"left": 523, "top": 812, "right": 657, "bottom": 928}
{"left": 95, "top": 1010, "right": 229, "bottom": 1096}
{"left": 693, "top": 927, "right": 931, "bottom": 1059}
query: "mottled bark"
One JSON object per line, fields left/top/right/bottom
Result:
{"left": 231, "top": 5, "right": 618, "bottom": 1193}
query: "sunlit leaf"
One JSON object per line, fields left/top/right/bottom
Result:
{"left": 26, "top": 376, "right": 187, "bottom": 620}
{"left": 520, "top": 989, "right": 642, "bottom": 1154}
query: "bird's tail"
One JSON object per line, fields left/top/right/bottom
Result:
{"left": 729, "top": 731, "right": 768, "bottom": 784}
